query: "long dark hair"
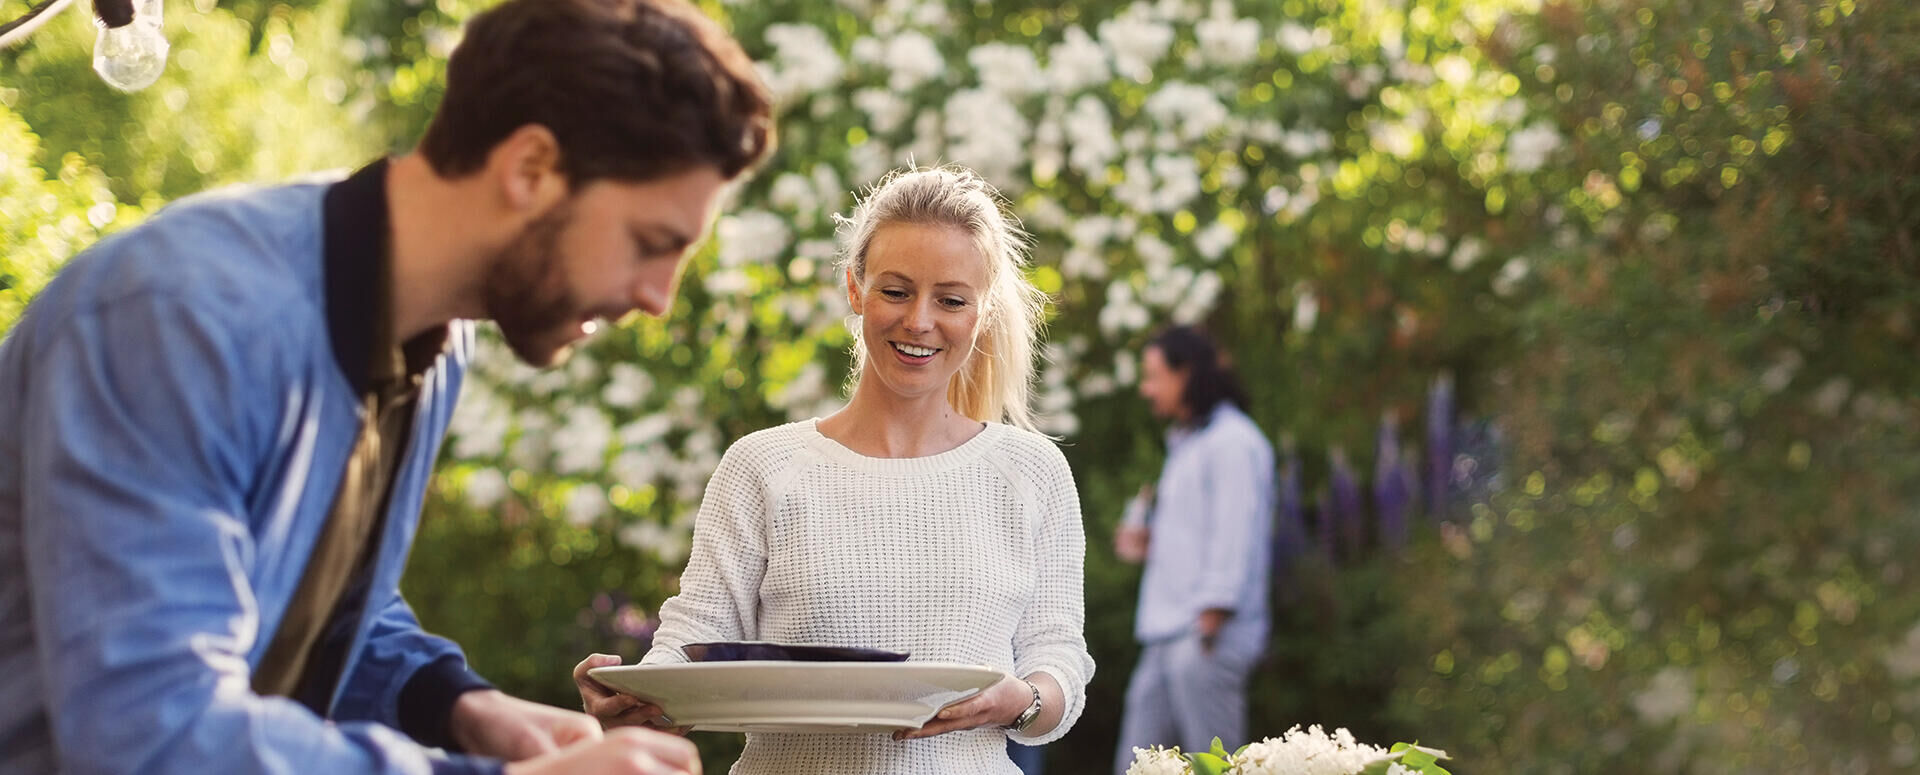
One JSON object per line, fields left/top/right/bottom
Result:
{"left": 1148, "top": 325, "right": 1248, "bottom": 422}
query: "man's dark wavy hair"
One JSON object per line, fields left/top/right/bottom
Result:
{"left": 418, "top": 0, "right": 775, "bottom": 185}
{"left": 1148, "top": 325, "right": 1249, "bottom": 422}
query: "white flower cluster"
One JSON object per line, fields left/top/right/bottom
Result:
{"left": 716, "top": 210, "right": 792, "bottom": 269}
{"left": 759, "top": 23, "right": 842, "bottom": 104}
{"left": 1145, "top": 82, "right": 1230, "bottom": 142}
{"left": 1195, "top": 0, "right": 1262, "bottom": 66}
{"left": 1506, "top": 122, "right": 1563, "bottom": 173}
{"left": 1047, "top": 27, "right": 1110, "bottom": 92}
{"left": 1125, "top": 727, "right": 1433, "bottom": 775}
{"left": 1125, "top": 745, "right": 1191, "bottom": 775}
{"left": 1228, "top": 725, "right": 1415, "bottom": 775}
{"left": 1100, "top": 3, "right": 1176, "bottom": 82}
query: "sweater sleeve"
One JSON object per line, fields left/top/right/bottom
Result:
{"left": 1007, "top": 442, "right": 1095, "bottom": 745}
{"left": 643, "top": 438, "right": 772, "bottom": 664}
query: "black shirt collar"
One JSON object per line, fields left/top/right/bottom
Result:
{"left": 323, "top": 159, "right": 445, "bottom": 395}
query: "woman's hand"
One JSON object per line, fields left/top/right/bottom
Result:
{"left": 572, "top": 653, "right": 689, "bottom": 735}
{"left": 893, "top": 673, "right": 1029, "bottom": 741}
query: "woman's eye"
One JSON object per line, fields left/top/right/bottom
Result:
{"left": 941, "top": 297, "right": 969, "bottom": 309}
{"left": 880, "top": 289, "right": 909, "bottom": 300}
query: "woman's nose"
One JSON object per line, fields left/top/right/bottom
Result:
{"left": 902, "top": 300, "right": 935, "bottom": 332}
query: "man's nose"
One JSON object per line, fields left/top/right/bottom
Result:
{"left": 630, "top": 261, "right": 676, "bottom": 318}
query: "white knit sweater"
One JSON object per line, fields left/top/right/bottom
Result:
{"left": 642, "top": 419, "right": 1093, "bottom": 775}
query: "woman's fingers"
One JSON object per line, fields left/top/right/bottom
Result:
{"left": 893, "top": 691, "right": 996, "bottom": 740}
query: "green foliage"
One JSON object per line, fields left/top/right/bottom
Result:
{"left": 4, "top": 0, "right": 380, "bottom": 204}
{"left": 1388, "top": 0, "right": 1920, "bottom": 773}
{"left": 0, "top": 106, "right": 128, "bottom": 332}
{"left": 4, "top": 0, "right": 1917, "bottom": 774}
{"left": 1183, "top": 737, "right": 1231, "bottom": 775}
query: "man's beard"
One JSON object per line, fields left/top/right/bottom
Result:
{"left": 482, "top": 200, "right": 588, "bottom": 368}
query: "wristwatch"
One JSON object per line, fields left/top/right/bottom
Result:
{"left": 1005, "top": 678, "right": 1043, "bottom": 733}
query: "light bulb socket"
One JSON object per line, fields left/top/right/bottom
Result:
{"left": 93, "top": 0, "right": 133, "bottom": 29}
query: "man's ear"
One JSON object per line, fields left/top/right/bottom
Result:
{"left": 488, "top": 124, "right": 569, "bottom": 213}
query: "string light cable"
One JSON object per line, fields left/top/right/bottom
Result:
{"left": 2, "top": 0, "right": 169, "bottom": 92}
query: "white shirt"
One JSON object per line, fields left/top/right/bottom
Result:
{"left": 644, "top": 419, "right": 1094, "bottom": 775}
{"left": 1131, "top": 404, "right": 1275, "bottom": 646}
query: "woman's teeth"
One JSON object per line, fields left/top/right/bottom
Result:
{"left": 893, "top": 342, "right": 937, "bottom": 357}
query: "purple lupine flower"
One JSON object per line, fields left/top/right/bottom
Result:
{"left": 1313, "top": 490, "right": 1336, "bottom": 564}
{"left": 1426, "top": 371, "right": 1456, "bottom": 520}
{"left": 1272, "top": 434, "right": 1305, "bottom": 592}
{"left": 1329, "top": 445, "right": 1364, "bottom": 558}
{"left": 1374, "top": 412, "right": 1413, "bottom": 552}
{"left": 1274, "top": 434, "right": 1305, "bottom": 560}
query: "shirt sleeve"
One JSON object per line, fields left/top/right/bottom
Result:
{"left": 642, "top": 440, "right": 770, "bottom": 664}
{"left": 18, "top": 296, "right": 497, "bottom": 775}
{"left": 1008, "top": 442, "right": 1095, "bottom": 745}
{"left": 333, "top": 594, "right": 496, "bottom": 751}
{"left": 1188, "top": 432, "right": 1272, "bottom": 614}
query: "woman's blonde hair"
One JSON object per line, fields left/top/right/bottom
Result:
{"left": 835, "top": 165, "right": 1050, "bottom": 433}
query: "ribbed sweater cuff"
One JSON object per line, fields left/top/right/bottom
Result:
{"left": 398, "top": 655, "right": 496, "bottom": 751}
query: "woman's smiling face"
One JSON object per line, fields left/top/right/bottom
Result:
{"left": 848, "top": 221, "right": 990, "bottom": 404}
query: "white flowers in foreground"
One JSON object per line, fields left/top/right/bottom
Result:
{"left": 1126, "top": 746, "right": 1192, "bottom": 775}
{"left": 1125, "top": 726, "right": 1449, "bottom": 775}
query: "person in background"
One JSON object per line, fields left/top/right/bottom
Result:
{"left": 0, "top": 0, "right": 774, "bottom": 773}
{"left": 574, "top": 165, "right": 1095, "bottom": 774}
{"left": 1111, "top": 325, "right": 1276, "bottom": 773}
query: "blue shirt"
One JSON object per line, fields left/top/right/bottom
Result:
{"left": 0, "top": 178, "right": 498, "bottom": 774}
{"left": 1132, "top": 404, "right": 1276, "bottom": 646}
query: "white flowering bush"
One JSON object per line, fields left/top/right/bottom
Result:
{"left": 1126, "top": 727, "right": 1449, "bottom": 775}
{"left": 392, "top": 0, "right": 1569, "bottom": 760}
{"left": 421, "top": 0, "right": 1552, "bottom": 591}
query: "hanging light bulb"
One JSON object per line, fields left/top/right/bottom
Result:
{"left": 92, "top": 0, "right": 167, "bottom": 92}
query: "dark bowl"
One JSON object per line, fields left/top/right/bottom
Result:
{"left": 680, "top": 641, "right": 910, "bottom": 663}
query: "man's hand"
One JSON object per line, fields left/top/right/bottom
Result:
{"left": 1113, "top": 524, "right": 1150, "bottom": 564}
{"left": 449, "top": 689, "right": 604, "bottom": 762}
{"left": 1114, "top": 485, "right": 1154, "bottom": 564}
{"left": 502, "top": 728, "right": 701, "bottom": 775}
{"left": 1196, "top": 608, "right": 1233, "bottom": 654}
{"left": 574, "top": 654, "right": 685, "bottom": 733}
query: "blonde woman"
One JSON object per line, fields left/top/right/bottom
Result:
{"left": 573, "top": 165, "right": 1093, "bottom": 774}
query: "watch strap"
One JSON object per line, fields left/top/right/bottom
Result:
{"left": 1005, "top": 678, "right": 1043, "bottom": 732}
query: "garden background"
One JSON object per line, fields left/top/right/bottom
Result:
{"left": 4, "top": 0, "right": 1918, "bottom": 771}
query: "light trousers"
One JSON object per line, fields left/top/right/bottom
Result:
{"left": 1112, "top": 629, "right": 1261, "bottom": 775}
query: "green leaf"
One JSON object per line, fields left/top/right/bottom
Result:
{"left": 1185, "top": 751, "right": 1231, "bottom": 775}
{"left": 1210, "top": 737, "right": 1231, "bottom": 760}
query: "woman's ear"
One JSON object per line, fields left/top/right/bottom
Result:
{"left": 844, "top": 269, "right": 863, "bottom": 314}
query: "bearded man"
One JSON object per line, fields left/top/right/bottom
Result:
{"left": 0, "top": 1, "right": 773, "bottom": 773}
